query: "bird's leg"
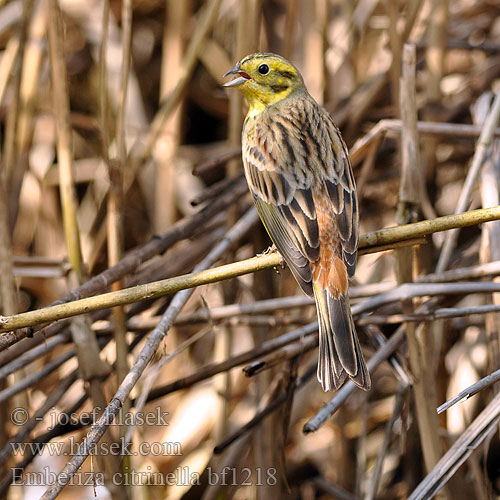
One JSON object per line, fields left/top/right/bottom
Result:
{"left": 257, "top": 244, "right": 286, "bottom": 269}
{"left": 257, "top": 243, "right": 277, "bottom": 256}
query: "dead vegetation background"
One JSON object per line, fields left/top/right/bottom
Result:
{"left": 1, "top": 0, "right": 500, "bottom": 499}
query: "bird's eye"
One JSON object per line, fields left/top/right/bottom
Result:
{"left": 258, "top": 64, "right": 270, "bottom": 75}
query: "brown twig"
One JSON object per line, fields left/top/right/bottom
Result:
{"left": 438, "top": 367, "right": 500, "bottom": 415}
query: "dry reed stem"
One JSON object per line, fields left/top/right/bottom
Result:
{"left": 313, "top": 477, "right": 361, "bottom": 500}
{"left": 242, "top": 336, "right": 317, "bottom": 377}
{"left": 109, "top": 0, "right": 131, "bottom": 444}
{"left": 126, "top": 0, "right": 222, "bottom": 183}
{"left": 408, "top": 389, "right": 500, "bottom": 500}
{"left": 0, "top": 332, "right": 68, "bottom": 377}
{"left": 2, "top": 0, "right": 30, "bottom": 194}
{"left": 383, "top": 0, "right": 401, "bottom": 113}
{"left": 200, "top": 435, "right": 253, "bottom": 500}
{"left": 0, "top": 348, "right": 74, "bottom": 404}
{"left": 216, "top": 0, "right": 255, "bottom": 464}
{"left": 17, "top": 0, "right": 46, "bottom": 153}
{"left": 365, "top": 384, "right": 408, "bottom": 500}
{"left": 125, "top": 325, "right": 213, "bottom": 446}
{"left": 48, "top": 4, "right": 125, "bottom": 492}
{"left": 47, "top": 0, "right": 109, "bottom": 382}
{"left": 475, "top": 93, "right": 500, "bottom": 390}
{"left": 154, "top": 0, "right": 189, "bottom": 229}
{"left": 349, "top": 119, "right": 500, "bottom": 167}
{"left": 437, "top": 90, "right": 500, "bottom": 272}
{"left": 0, "top": 119, "right": 19, "bottom": 488}
{"left": 398, "top": 43, "right": 443, "bottom": 477}
{"left": 47, "top": 0, "right": 83, "bottom": 279}
{"left": 3, "top": 329, "right": 150, "bottom": 484}
{"left": 438, "top": 364, "right": 500, "bottom": 415}
{"left": 0, "top": 205, "right": 499, "bottom": 334}
{"left": 98, "top": 0, "right": 110, "bottom": 161}
{"left": 423, "top": 0, "right": 448, "bottom": 180}
{"left": 0, "top": 166, "right": 18, "bottom": 321}
{"left": 0, "top": 34, "right": 19, "bottom": 106}
{"left": 358, "top": 303, "right": 500, "bottom": 326}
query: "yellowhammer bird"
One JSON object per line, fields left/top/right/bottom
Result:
{"left": 224, "top": 52, "right": 370, "bottom": 392}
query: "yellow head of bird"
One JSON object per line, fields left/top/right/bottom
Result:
{"left": 224, "top": 53, "right": 305, "bottom": 114}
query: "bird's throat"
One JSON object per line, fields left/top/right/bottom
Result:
{"left": 242, "top": 85, "right": 295, "bottom": 119}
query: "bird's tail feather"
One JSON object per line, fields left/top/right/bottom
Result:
{"left": 313, "top": 282, "right": 370, "bottom": 392}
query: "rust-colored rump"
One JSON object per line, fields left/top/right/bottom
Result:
{"left": 311, "top": 190, "right": 348, "bottom": 297}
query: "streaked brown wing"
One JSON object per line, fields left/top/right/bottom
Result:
{"left": 322, "top": 116, "right": 359, "bottom": 278}
{"left": 242, "top": 95, "right": 358, "bottom": 290}
{"left": 253, "top": 196, "right": 314, "bottom": 295}
{"left": 243, "top": 139, "right": 320, "bottom": 296}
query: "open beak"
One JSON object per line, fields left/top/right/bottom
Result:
{"left": 223, "top": 63, "right": 251, "bottom": 87}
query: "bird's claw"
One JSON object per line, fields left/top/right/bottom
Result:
{"left": 257, "top": 244, "right": 277, "bottom": 257}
